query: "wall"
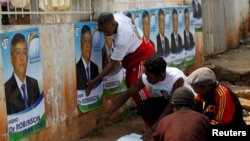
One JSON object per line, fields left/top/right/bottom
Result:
{"left": 0, "top": 24, "right": 133, "bottom": 141}
{"left": 202, "top": 0, "right": 249, "bottom": 56}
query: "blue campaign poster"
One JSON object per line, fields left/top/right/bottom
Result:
{"left": 0, "top": 27, "right": 46, "bottom": 141}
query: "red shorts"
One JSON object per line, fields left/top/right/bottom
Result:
{"left": 122, "top": 39, "right": 155, "bottom": 104}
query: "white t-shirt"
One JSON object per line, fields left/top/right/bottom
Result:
{"left": 142, "top": 67, "right": 194, "bottom": 97}
{"left": 111, "top": 13, "right": 142, "bottom": 61}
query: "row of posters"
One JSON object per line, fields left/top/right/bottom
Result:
{"left": 0, "top": 2, "right": 202, "bottom": 140}
{"left": 123, "top": 4, "right": 202, "bottom": 68}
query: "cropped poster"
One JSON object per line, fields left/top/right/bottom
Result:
{"left": 192, "top": 0, "right": 203, "bottom": 32}
{"left": 123, "top": 5, "right": 196, "bottom": 69}
{"left": 0, "top": 27, "right": 46, "bottom": 141}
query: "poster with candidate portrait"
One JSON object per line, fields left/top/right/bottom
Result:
{"left": 74, "top": 22, "right": 128, "bottom": 113}
{"left": 168, "top": 7, "right": 185, "bottom": 68}
{"left": 0, "top": 27, "right": 46, "bottom": 141}
{"left": 74, "top": 22, "right": 104, "bottom": 113}
{"left": 192, "top": 0, "right": 203, "bottom": 32}
{"left": 182, "top": 6, "right": 196, "bottom": 67}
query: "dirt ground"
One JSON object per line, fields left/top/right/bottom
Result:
{"left": 81, "top": 108, "right": 145, "bottom": 141}
{"left": 80, "top": 45, "right": 250, "bottom": 141}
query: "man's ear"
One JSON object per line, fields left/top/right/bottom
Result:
{"left": 160, "top": 72, "right": 165, "bottom": 79}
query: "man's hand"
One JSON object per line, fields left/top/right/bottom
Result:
{"left": 141, "top": 127, "right": 154, "bottom": 141}
{"left": 96, "top": 112, "right": 111, "bottom": 126}
{"left": 85, "top": 79, "right": 95, "bottom": 96}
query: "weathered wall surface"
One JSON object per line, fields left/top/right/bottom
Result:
{"left": 202, "top": 0, "right": 249, "bottom": 56}
{"left": 0, "top": 24, "right": 132, "bottom": 141}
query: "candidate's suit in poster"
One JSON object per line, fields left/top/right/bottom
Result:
{"left": 5, "top": 74, "right": 40, "bottom": 115}
{"left": 76, "top": 58, "right": 99, "bottom": 90}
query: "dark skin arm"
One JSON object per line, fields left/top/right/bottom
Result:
{"left": 86, "top": 59, "right": 119, "bottom": 96}
{"left": 143, "top": 78, "right": 184, "bottom": 141}
{"left": 96, "top": 77, "right": 145, "bottom": 126}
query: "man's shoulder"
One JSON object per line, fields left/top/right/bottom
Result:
{"left": 26, "top": 75, "right": 38, "bottom": 83}
{"left": 90, "top": 60, "right": 98, "bottom": 67}
{"left": 4, "top": 74, "right": 15, "bottom": 87}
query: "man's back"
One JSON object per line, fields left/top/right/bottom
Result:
{"left": 151, "top": 110, "right": 210, "bottom": 141}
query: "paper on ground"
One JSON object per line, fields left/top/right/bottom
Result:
{"left": 116, "top": 133, "right": 143, "bottom": 141}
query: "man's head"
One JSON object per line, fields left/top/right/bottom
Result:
{"left": 184, "top": 8, "right": 190, "bottom": 32}
{"left": 81, "top": 25, "right": 92, "bottom": 63}
{"left": 98, "top": 12, "right": 117, "bottom": 36}
{"left": 171, "top": 87, "right": 195, "bottom": 111}
{"left": 187, "top": 67, "right": 217, "bottom": 97}
{"left": 143, "top": 55, "right": 167, "bottom": 84}
{"left": 158, "top": 9, "right": 165, "bottom": 36}
{"left": 10, "top": 33, "right": 28, "bottom": 81}
{"left": 142, "top": 10, "right": 150, "bottom": 40}
{"left": 172, "top": 8, "right": 178, "bottom": 34}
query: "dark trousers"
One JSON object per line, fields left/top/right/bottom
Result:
{"left": 136, "top": 97, "right": 169, "bottom": 126}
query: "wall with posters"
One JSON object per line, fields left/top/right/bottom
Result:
{"left": 123, "top": 5, "right": 196, "bottom": 68}
{"left": 0, "top": 24, "right": 131, "bottom": 141}
{"left": 0, "top": 0, "right": 249, "bottom": 140}
{"left": 0, "top": 4, "right": 202, "bottom": 141}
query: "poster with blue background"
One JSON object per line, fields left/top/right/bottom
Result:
{"left": 123, "top": 5, "right": 195, "bottom": 69}
{"left": 74, "top": 22, "right": 127, "bottom": 113}
{"left": 74, "top": 22, "right": 104, "bottom": 113}
{"left": 0, "top": 27, "right": 46, "bottom": 141}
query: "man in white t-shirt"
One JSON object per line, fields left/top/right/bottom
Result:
{"left": 96, "top": 55, "right": 194, "bottom": 140}
{"left": 86, "top": 12, "right": 155, "bottom": 107}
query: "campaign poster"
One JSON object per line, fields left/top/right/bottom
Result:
{"left": 0, "top": 27, "right": 46, "bottom": 141}
{"left": 192, "top": 0, "right": 203, "bottom": 32}
{"left": 162, "top": 7, "right": 172, "bottom": 65}
{"left": 168, "top": 7, "right": 185, "bottom": 68}
{"left": 102, "top": 65, "right": 127, "bottom": 96}
{"left": 74, "top": 22, "right": 103, "bottom": 113}
{"left": 182, "top": 6, "right": 196, "bottom": 67}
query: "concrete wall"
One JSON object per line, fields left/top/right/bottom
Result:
{"left": 0, "top": 24, "right": 133, "bottom": 141}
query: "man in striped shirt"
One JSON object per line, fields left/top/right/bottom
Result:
{"left": 187, "top": 67, "right": 246, "bottom": 127}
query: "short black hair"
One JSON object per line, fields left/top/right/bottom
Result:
{"left": 158, "top": 8, "right": 164, "bottom": 17}
{"left": 126, "top": 12, "right": 132, "bottom": 19}
{"left": 81, "top": 25, "right": 91, "bottom": 35}
{"left": 172, "top": 8, "right": 178, "bottom": 16}
{"left": 184, "top": 8, "right": 189, "bottom": 14}
{"left": 144, "top": 55, "right": 167, "bottom": 75}
{"left": 98, "top": 12, "right": 114, "bottom": 27}
{"left": 142, "top": 10, "right": 150, "bottom": 19}
{"left": 11, "top": 33, "right": 27, "bottom": 55}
